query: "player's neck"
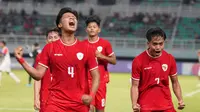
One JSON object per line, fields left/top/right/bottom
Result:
{"left": 61, "top": 32, "right": 76, "bottom": 45}
{"left": 88, "top": 36, "right": 99, "bottom": 43}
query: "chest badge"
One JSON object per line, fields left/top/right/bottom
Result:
{"left": 77, "top": 52, "right": 84, "bottom": 60}
{"left": 162, "top": 64, "right": 168, "bottom": 72}
{"left": 97, "top": 46, "right": 103, "bottom": 52}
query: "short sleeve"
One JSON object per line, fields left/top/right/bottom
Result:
{"left": 2, "top": 48, "right": 8, "bottom": 55}
{"left": 169, "top": 54, "right": 177, "bottom": 76}
{"left": 33, "top": 54, "right": 40, "bottom": 68}
{"left": 105, "top": 40, "right": 114, "bottom": 56}
{"left": 87, "top": 46, "right": 98, "bottom": 71}
{"left": 132, "top": 58, "right": 141, "bottom": 80}
{"left": 38, "top": 44, "right": 51, "bottom": 68}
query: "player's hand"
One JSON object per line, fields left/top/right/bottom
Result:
{"left": 178, "top": 100, "right": 185, "bottom": 110}
{"left": 132, "top": 103, "right": 140, "bottom": 112}
{"left": 95, "top": 50, "right": 104, "bottom": 59}
{"left": 14, "top": 46, "right": 23, "bottom": 59}
{"left": 34, "top": 99, "right": 40, "bottom": 110}
{"left": 81, "top": 94, "right": 92, "bottom": 105}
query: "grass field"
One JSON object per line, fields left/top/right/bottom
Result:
{"left": 0, "top": 70, "right": 200, "bottom": 112}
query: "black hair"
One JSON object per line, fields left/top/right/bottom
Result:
{"left": 34, "top": 42, "right": 39, "bottom": 47}
{"left": 46, "top": 27, "right": 61, "bottom": 38}
{"left": 85, "top": 15, "right": 101, "bottom": 27}
{"left": 146, "top": 27, "right": 166, "bottom": 42}
{"left": 0, "top": 41, "right": 6, "bottom": 45}
{"left": 56, "top": 7, "right": 78, "bottom": 27}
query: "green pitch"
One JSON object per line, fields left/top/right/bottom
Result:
{"left": 0, "top": 70, "right": 200, "bottom": 112}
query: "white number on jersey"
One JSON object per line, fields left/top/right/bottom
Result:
{"left": 68, "top": 67, "right": 74, "bottom": 78}
{"left": 101, "top": 98, "right": 105, "bottom": 107}
{"left": 155, "top": 78, "right": 160, "bottom": 84}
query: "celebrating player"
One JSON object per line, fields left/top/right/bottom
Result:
{"left": 131, "top": 27, "right": 185, "bottom": 112}
{"left": 14, "top": 7, "right": 100, "bottom": 112}
{"left": 33, "top": 28, "right": 60, "bottom": 112}
{"left": 84, "top": 15, "right": 116, "bottom": 112}
{"left": 0, "top": 41, "right": 20, "bottom": 86}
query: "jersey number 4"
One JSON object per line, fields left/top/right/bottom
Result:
{"left": 68, "top": 67, "right": 74, "bottom": 78}
{"left": 155, "top": 78, "right": 160, "bottom": 84}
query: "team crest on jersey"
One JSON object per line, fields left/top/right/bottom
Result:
{"left": 97, "top": 46, "right": 103, "bottom": 52}
{"left": 162, "top": 64, "right": 168, "bottom": 72}
{"left": 77, "top": 52, "right": 84, "bottom": 60}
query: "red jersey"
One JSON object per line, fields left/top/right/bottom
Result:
{"left": 132, "top": 50, "right": 177, "bottom": 111}
{"left": 83, "top": 37, "right": 114, "bottom": 83}
{"left": 38, "top": 39, "right": 98, "bottom": 108}
{"left": 34, "top": 53, "right": 51, "bottom": 104}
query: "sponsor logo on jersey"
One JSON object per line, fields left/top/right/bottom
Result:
{"left": 54, "top": 54, "right": 63, "bottom": 56}
{"left": 144, "top": 67, "right": 152, "bottom": 70}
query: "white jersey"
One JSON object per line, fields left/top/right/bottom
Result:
{"left": 0, "top": 47, "right": 11, "bottom": 72}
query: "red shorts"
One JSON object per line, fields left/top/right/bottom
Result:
{"left": 104, "top": 71, "right": 110, "bottom": 83}
{"left": 141, "top": 107, "right": 176, "bottom": 112}
{"left": 40, "top": 102, "right": 47, "bottom": 112}
{"left": 45, "top": 103, "right": 89, "bottom": 112}
{"left": 91, "top": 83, "right": 107, "bottom": 110}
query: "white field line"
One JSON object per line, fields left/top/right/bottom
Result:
{"left": 184, "top": 89, "right": 200, "bottom": 97}
{"left": 0, "top": 107, "right": 33, "bottom": 111}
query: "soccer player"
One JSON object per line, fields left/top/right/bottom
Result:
{"left": 0, "top": 41, "right": 20, "bottom": 86}
{"left": 27, "top": 42, "right": 41, "bottom": 87}
{"left": 84, "top": 15, "right": 116, "bottom": 112}
{"left": 131, "top": 27, "right": 185, "bottom": 112}
{"left": 34, "top": 28, "right": 60, "bottom": 112}
{"left": 197, "top": 50, "right": 200, "bottom": 87}
{"left": 14, "top": 7, "right": 100, "bottom": 112}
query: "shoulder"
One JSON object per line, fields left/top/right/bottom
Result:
{"left": 99, "top": 38, "right": 110, "bottom": 44}
{"left": 162, "top": 50, "right": 174, "bottom": 59}
{"left": 132, "top": 51, "right": 146, "bottom": 65}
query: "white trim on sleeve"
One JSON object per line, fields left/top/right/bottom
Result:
{"left": 38, "top": 63, "right": 49, "bottom": 68}
{"left": 108, "top": 52, "right": 114, "bottom": 56}
{"left": 170, "top": 72, "right": 177, "bottom": 76}
{"left": 131, "top": 77, "right": 140, "bottom": 81}
{"left": 89, "top": 66, "right": 98, "bottom": 71}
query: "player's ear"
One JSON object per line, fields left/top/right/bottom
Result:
{"left": 58, "top": 23, "right": 62, "bottom": 28}
{"left": 85, "top": 28, "right": 88, "bottom": 33}
{"left": 98, "top": 28, "right": 101, "bottom": 33}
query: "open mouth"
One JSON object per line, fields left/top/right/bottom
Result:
{"left": 69, "top": 21, "right": 75, "bottom": 26}
{"left": 155, "top": 51, "right": 161, "bottom": 53}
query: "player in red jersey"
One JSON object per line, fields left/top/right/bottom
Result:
{"left": 33, "top": 28, "right": 60, "bottom": 112}
{"left": 14, "top": 7, "right": 100, "bottom": 112}
{"left": 84, "top": 15, "right": 116, "bottom": 112}
{"left": 131, "top": 27, "right": 185, "bottom": 112}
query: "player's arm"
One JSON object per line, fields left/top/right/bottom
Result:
{"left": 131, "top": 58, "right": 141, "bottom": 111}
{"left": 96, "top": 41, "right": 116, "bottom": 65}
{"left": 131, "top": 79, "right": 139, "bottom": 108}
{"left": 34, "top": 80, "right": 41, "bottom": 110}
{"left": 96, "top": 51, "right": 116, "bottom": 65}
{"left": 33, "top": 54, "right": 41, "bottom": 110}
{"left": 0, "top": 48, "right": 7, "bottom": 57}
{"left": 169, "top": 55, "right": 185, "bottom": 110}
{"left": 170, "top": 75, "right": 183, "bottom": 103}
{"left": 14, "top": 46, "right": 47, "bottom": 80}
{"left": 90, "top": 68, "right": 100, "bottom": 96}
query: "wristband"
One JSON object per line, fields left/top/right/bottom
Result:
{"left": 89, "top": 92, "right": 95, "bottom": 99}
{"left": 17, "top": 57, "right": 25, "bottom": 64}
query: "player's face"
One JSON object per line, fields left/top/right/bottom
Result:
{"left": 86, "top": 22, "right": 100, "bottom": 37}
{"left": 46, "top": 31, "right": 60, "bottom": 43}
{"left": 58, "top": 13, "right": 77, "bottom": 32}
{"left": 148, "top": 36, "right": 165, "bottom": 57}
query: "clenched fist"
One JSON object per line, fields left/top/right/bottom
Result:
{"left": 14, "top": 46, "right": 24, "bottom": 59}
{"left": 82, "top": 94, "right": 93, "bottom": 105}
